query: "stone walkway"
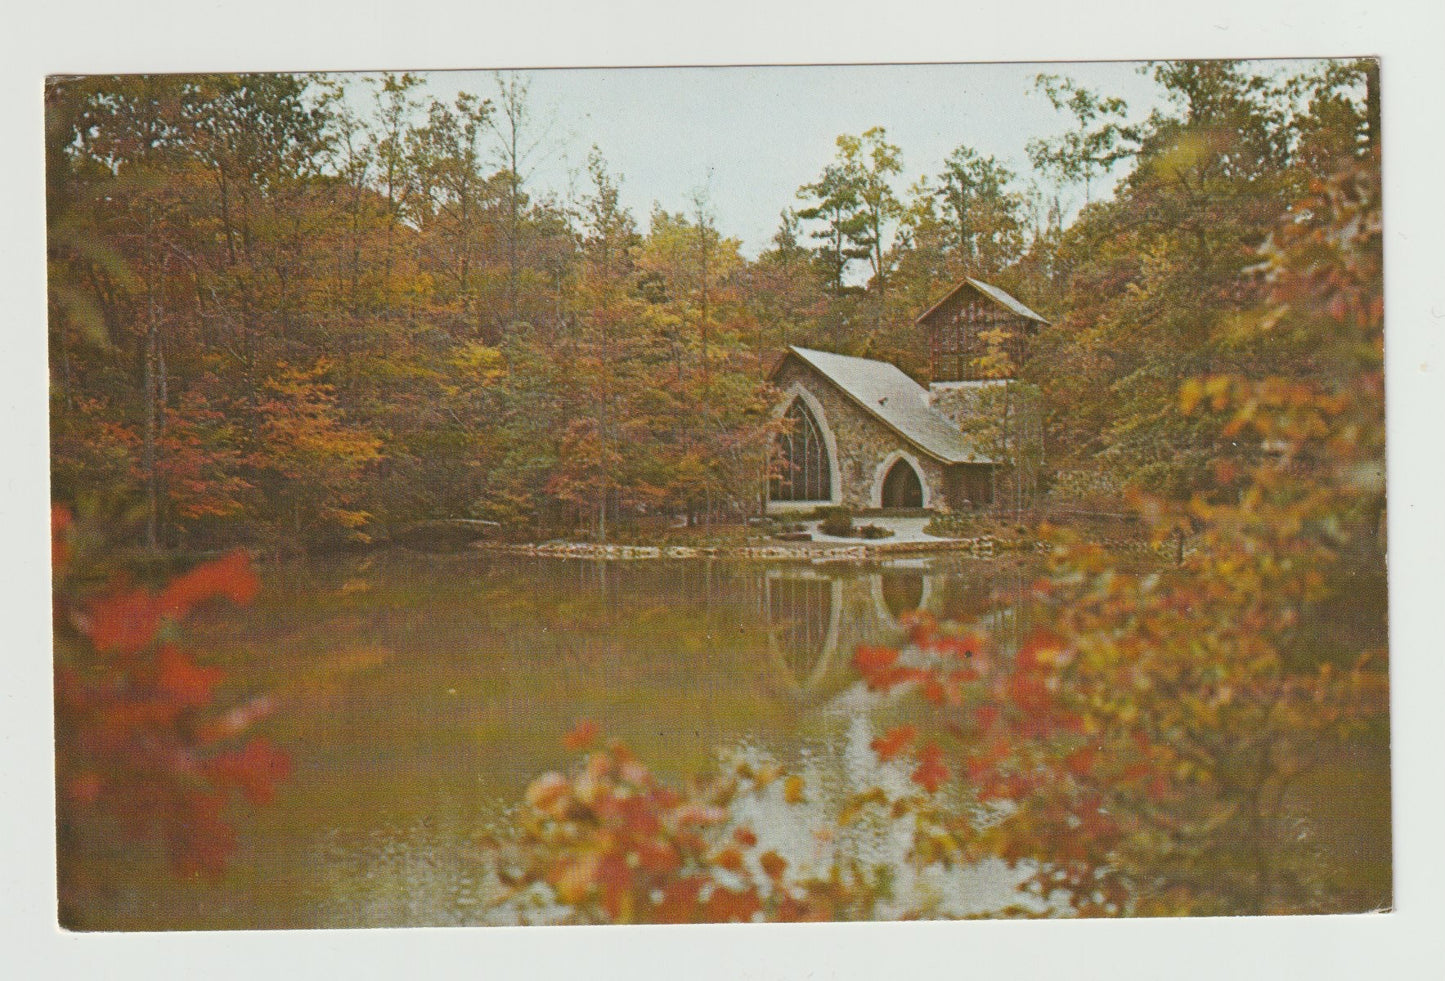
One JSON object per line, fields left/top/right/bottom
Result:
{"left": 804, "top": 514, "right": 955, "bottom": 544}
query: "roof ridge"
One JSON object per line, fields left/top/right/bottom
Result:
{"left": 914, "top": 277, "right": 1048, "bottom": 326}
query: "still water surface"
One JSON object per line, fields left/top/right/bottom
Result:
{"left": 78, "top": 550, "right": 1048, "bottom": 929}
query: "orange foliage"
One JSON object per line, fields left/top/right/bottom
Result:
{"left": 870, "top": 724, "right": 917, "bottom": 762}
{"left": 561, "top": 717, "right": 600, "bottom": 751}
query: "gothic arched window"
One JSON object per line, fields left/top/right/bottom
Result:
{"left": 772, "top": 398, "right": 831, "bottom": 501}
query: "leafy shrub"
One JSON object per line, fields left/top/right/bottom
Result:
{"left": 817, "top": 507, "right": 853, "bottom": 537}
{"left": 855, "top": 523, "right": 894, "bottom": 539}
{"left": 924, "top": 512, "right": 976, "bottom": 538}
{"left": 850, "top": 162, "right": 1391, "bottom": 915}
{"left": 484, "top": 722, "right": 886, "bottom": 924}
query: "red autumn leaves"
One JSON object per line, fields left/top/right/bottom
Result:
{"left": 53, "top": 506, "right": 288, "bottom": 879}
{"left": 82, "top": 549, "right": 259, "bottom": 656}
{"left": 155, "top": 643, "right": 225, "bottom": 708}
{"left": 494, "top": 724, "right": 874, "bottom": 925}
{"left": 870, "top": 724, "right": 916, "bottom": 762}
{"left": 854, "top": 616, "right": 1039, "bottom": 799}
{"left": 868, "top": 724, "right": 949, "bottom": 793}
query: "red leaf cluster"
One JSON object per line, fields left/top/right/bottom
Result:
{"left": 870, "top": 725, "right": 917, "bottom": 762}
{"left": 210, "top": 737, "right": 291, "bottom": 806}
{"left": 561, "top": 718, "right": 600, "bottom": 751}
{"left": 910, "top": 743, "right": 950, "bottom": 794}
{"left": 84, "top": 549, "right": 258, "bottom": 656}
{"left": 54, "top": 515, "right": 287, "bottom": 885}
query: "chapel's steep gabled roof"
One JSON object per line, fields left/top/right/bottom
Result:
{"left": 775, "top": 346, "right": 986, "bottom": 465}
{"left": 914, "top": 277, "right": 1049, "bottom": 327}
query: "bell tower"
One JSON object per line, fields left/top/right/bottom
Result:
{"left": 916, "top": 278, "right": 1048, "bottom": 383}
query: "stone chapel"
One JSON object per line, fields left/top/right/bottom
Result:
{"left": 765, "top": 278, "right": 1047, "bottom": 515}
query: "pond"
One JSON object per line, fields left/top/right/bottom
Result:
{"left": 63, "top": 548, "right": 1388, "bottom": 929}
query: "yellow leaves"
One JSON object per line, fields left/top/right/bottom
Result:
{"left": 258, "top": 358, "right": 384, "bottom": 534}
{"left": 1146, "top": 131, "right": 1209, "bottom": 182}
{"left": 1204, "top": 375, "right": 1233, "bottom": 411}
{"left": 266, "top": 357, "right": 335, "bottom": 397}
{"left": 448, "top": 341, "right": 506, "bottom": 383}
{"left": 782, "top": 775, "right": 806, "bottom": 805}
{"left": 1221, "top": 305, "right": 1289, "bottom": 343}
{"left": 736, "top": 760, "right": 781, "bottom": 789}
{"left": 837, "top": 788, "right": 891, "bottom": 827}
{"left": 551, "top": 852, "right": 601, "bottom": 905}
{"left": 912, "top": 824, "right": 964, "bottom": 868}
{"left": 1178, "top": 377, "right": 1204, "bottom": 415}
{"left": 322, "top": 507, "right": 373, "bottom": 530}
{"left": 1184, "top": 372, "right": 1277, "bottom": 418}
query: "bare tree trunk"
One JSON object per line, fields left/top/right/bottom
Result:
{"left": 157, "top": 337, "right": 170, "bottom": 546}
{"left": 507, "top": 149, "right": 520, "bottom": 327}
{"left": 597, "top": 379, "right": 609, "bottom": 545}
{"left": 384, "top": 220, "right": 396, "bottom": 319}
{"left": 694, "top": 194, "right": 713, "bottom": 393}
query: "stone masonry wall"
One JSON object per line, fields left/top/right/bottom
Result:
{"left": 771, "top": 360, "right": 951, "bottom": 511}
{"left": 927, "top": 379, "right": 1046, "bottom": 514}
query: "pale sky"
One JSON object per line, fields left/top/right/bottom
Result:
{"left": 337, "top": 60, "right": 1330, "bottom": 258}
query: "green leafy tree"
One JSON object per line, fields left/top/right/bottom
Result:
{"left": 934, "top": 146, "right": 1026, "bottom": 278}
{"left": 1027, "top": 74, "right": 1140, "bottom": 205}
{"left": 1020, "top": 60, "right": 1376, "bottom": 501}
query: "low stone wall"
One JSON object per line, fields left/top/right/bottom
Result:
{"left": 473, "top": 533, "right": 1188, "bottom": 564}
{"left": 473, "top": 536, "right": 1004, "bottom": 562}
{"left": 1027, "top": 535, "right": 1198, "bottom": 561}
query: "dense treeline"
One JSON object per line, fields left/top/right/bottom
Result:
{"left": 46, "top": 61, "right": 1378, "bottom": 550}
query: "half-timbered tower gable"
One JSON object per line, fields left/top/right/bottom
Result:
{"left": 916, "top": 278, "right": 1048, "bottom": 382}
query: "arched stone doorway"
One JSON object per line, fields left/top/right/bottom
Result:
{"left": 881, "top": 457, "right": 924, "bottom": 509}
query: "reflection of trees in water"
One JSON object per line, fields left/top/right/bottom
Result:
{"left": 436, "top": 553, "right": 1050, "bottom": 917}
{"left": 919, "top": 558, "right": 1037, "bottom": 652}
{"left": 760, "top": 567, "right": 947, "bottom": 700}
{"left": 490, "top": 556, "right": 1039, "bottom": 703}
{"left": 94, "top": 551, "right": 1058, "bottom": 928}
{"left": 343, "top": 552, "right": 1052, "bottom": 924}
{"left": 723, "top": 683, "right": 1046, "bottom": 920}
{"left": 977, "top": 562, "right": 1034, "bottom": 654}
{"left": 563, "top": 556, "right": 734, "bottom": 623}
